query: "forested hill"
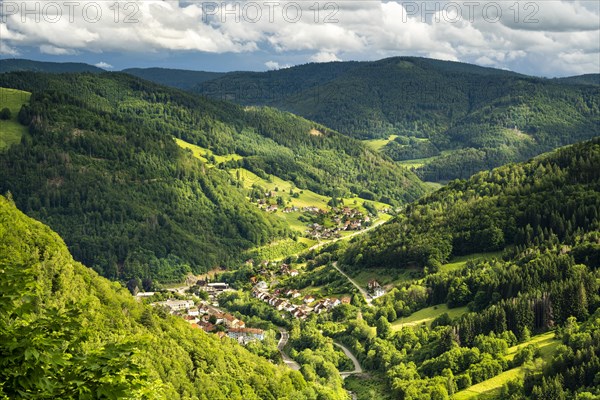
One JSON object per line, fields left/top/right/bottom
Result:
{"left": 340, "top": 137, "right": 600, "bottom": 272}
{"left": 195, "top": 57, "right": 600, "bottom": 181}
{"left": 554, "top": 73, "right": 600, "bottom": 86}
{"left": 122, "top": 67, "right": 224, "bottom": 90}
{"left": 0, "top": 194, "right": 345, "bottom": 399}
{"left": 0, "top": 71, "right": 425, "bottom": 282}
{"left": 0, "top": 58, "right": 104, "bottom": 73}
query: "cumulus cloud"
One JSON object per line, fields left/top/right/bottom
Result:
{"left": 265, "top": 61, "right": 290, "bottom": 70}
{"left": 0, "top": 0, "right": 598, "bottom": 76}
{"left": 94, "top": 62, "right": 113, "bottom": 69}
{"left": 310, "top": 52, "right": 341, "bottom": 63}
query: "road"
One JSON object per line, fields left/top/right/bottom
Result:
{"left": 332, "top": 262, "right": 373, "bottom": 306}
{"left": 334, "top": 342, "right": 363, "bottom": 379}
{"left": 277, "top": 328, "right": 301, "bottom": 370}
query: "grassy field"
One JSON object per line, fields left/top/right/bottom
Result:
{"left": 363, "top": 135, "right": 398, "bottom": 152}
{"left": 391, "top": 304, "right": 468, "bottom": 331}
{"left": 441, "top": 251, "right": 504, "bottom": 273}
{"left": 0, "top": 88, "right": 31, "bottom": 150}
{"left": 175, "top": 138, "right": 243, "bottom": 165}
{"left": 246, "top": 238, "right": 309, "bottom": 261}
{"left": 504, "top": 331, "right": 558, "bottom": 362}
{"left": 452, "top": 332, "right": 559, "bottom": 399}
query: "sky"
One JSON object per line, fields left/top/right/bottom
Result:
{"left": 1, "top": 0, "right": 599, "bottom": 77}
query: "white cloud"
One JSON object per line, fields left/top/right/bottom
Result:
{"left": 265, "top": 61, "right": 280, "bottom": 70}
{"left": 310, "top": 52, "right": 341, "bottom": 63}
{"left": 40, "top": 45, "right": 77, "bottom": 55}
{"left": 94, "top": 62, "right": 113, "bottom": 69}
{"left": 265, "top": 61, "right": 291, "bottom": 70}
{"left": 0, "top": 0, "right": 597, "bottom": 76}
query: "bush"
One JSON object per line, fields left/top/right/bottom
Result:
{"left": 431, "top": 313, "right": 452, "bottom": 329}
{"left": 0, "top": 107, "right": 11, "bottom": 120}
{"left": 456, "top": 374, "right": 472, "bottom": 390}
{"left": 511, "top": 344, "right": 539, "bottom": 367}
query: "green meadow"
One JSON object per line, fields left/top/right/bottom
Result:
{"left": 0, "top": 88, "right": 31, "bottom": 150}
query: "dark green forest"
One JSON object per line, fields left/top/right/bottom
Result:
{"left": 195, "top": 57, "right": 599, "bottom": 181}
{"left": 0, "top": 72, "right": 425, "bottom": 282}
{"left": 271, "top": 139, "right": 600, "bottom": 399}
{"left": 341, "top": 137, "right": 600, "bottom": 272}
{"left": 0, "top": 195, "right": 346, "bottom": 399}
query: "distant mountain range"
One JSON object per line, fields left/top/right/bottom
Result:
{"left": 2, "top": 57, "right": 598, "bottom": 182}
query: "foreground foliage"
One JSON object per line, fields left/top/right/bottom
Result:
{"left": 0, "top": 195, "right": 346, "bottom": 399}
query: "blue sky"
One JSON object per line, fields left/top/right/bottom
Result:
{"left": 1, "top": 1, "right": 599, "bottom": 77}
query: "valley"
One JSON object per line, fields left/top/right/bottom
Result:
{"left": 0, "top": 60, "right": 598, "bottom": 400}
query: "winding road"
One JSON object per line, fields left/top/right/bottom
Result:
{"left": 334, "top": 342, "right": 363, "bottom": 379}
{"left": 332, "top": 262, "right": 373, "bottom": 306}
{"left": 277, "top": 328, "right": 301, "bottom": 370}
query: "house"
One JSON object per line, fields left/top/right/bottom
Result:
{"left": 154, "top": 299, "right": 195, "bottom": 313}
{"left": 255, "top": 281, "right": 268, "bottom": 290}
{"left": 330, "top": 298, "right": 341, "bottom": 307}
{"left": 373, "top": 287, "right": 385, "bottom": 298}
{"left": 266, "top": 205, "right": 278, "bottom": 212}
{"left": 183, "top": 315, "right": 199, "bottom": 324}
{"left": 274, "top": 299, "right": 288, "bottom": 311}
{"left": 314, "top": 302, "right": 326, "bottom": 314}
{"left": 227, "top": 328, "right": 265, "bottom": 342}
{"left": 341, "top": 296, "right": 352, "bottom": 305}
{"left": 222, "top": 313, "right": 242, "bottom": 328}
{"left": 289, "top": 269, "right": 299, "bottom": 277}
{"left": 291, "top": 290, "right": 301, "bottom": 298}
{"left": 198, "top": 306, "right": 210, "bottom": 315}
{"left": 368, "top": 280, "right": 381, "bottom": 290}
{"left": 303, "top": 295, "right": 315, "bottom": 304}
{"left": 285, "top": 304, "right": 297, "bottom": 312}
{"left": 293, "top": 309, "right": 307, "bottom": 319}
{"left": 198, "top": 321, "right": 215, "bottom": 332}
{"left": 135, "top": 292, "right": 155, "bottom": 298}
{"left": 207, "top": 282, "right": 229, "bottom": 292}
{"left": 188, "top": 307, "right": 200, "bottom": 317}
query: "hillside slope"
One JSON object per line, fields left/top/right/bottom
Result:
{"left": 0, "top": 195, "right": 345, "bottom": 399}
{"left": 0, "top": 72, "right": 425, "bottom": 282}
{"left": 340, "top": 137, "right": 600, "bottom": 271}
{"left": 0, "top": 58, "right": 104, "bottom": 73}
{"left": 195, "top": 57, "right": 600, "bottom": 181}
{"left": 229, "top": 138, "right": 600, "bottom": 399}
{"left": 122, "top": 67, "right": 224, "bottom": 90}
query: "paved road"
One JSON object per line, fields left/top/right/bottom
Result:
{"left": 278, "top": 328, "right": 301, "bottom": 370}
{"left": 332, "top": 262, "right": 373, "bottom": 306}
{"left": 334, "top": 342, "right": 363, "bottom": 379}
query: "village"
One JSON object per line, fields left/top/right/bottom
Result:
{"left": 255, "top": 189, "right": 377, "bottom": 240}
{"left": 135, "top": 255, "right": 387, "bottom": 346}
{"left": 251, "top": 279, "right": 352, "bottom": 320}
{"left": 140, "top": 281, "right": 266, "bottom": 345}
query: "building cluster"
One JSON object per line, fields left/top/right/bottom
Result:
{"left": 305, "top": 207, "right": 372, "bottom": 240}
{"left": 252, "top": 280, "right": 352, "bottom": 319}
{"left": 151, "top": 298, "right": 264, "bottom": 345}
